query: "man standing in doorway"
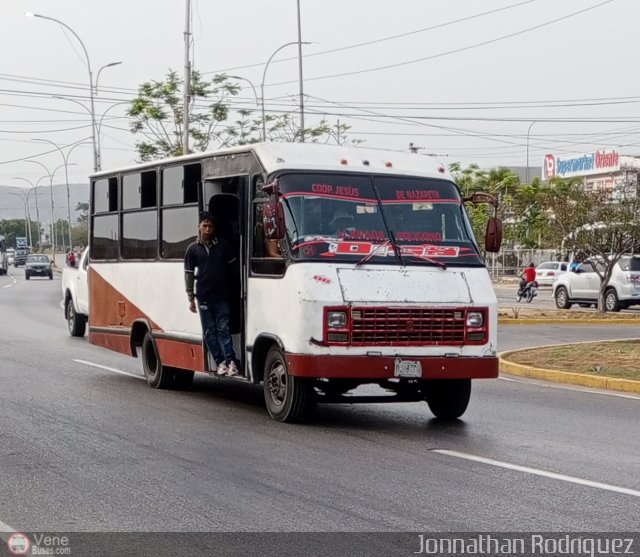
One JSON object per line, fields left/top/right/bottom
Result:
{"left": 184, "top": 211, "right": 240, "bottom": 377}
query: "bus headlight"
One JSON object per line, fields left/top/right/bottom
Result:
{"left": 466, "top": 311, "right": 484, "bottom": 328}
{"left": 327, "top": 311, "right": 347, "bottom": 328}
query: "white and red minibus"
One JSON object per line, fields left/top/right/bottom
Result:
{"left": 87, "top": 143, "right": 502, "bottom": 422}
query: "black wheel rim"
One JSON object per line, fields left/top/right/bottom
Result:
{"left": 267, "top": 360, "right": 287, "bottom": 407}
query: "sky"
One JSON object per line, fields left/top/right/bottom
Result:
{"left": 1, "top": 0, "right": 639, "bottom": 200}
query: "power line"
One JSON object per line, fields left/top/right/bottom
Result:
{"left": 208, "top": 0, "right": 540, "bottom": 74}
{"left": 269, "top": 0, "right": 617, "bottom": 86}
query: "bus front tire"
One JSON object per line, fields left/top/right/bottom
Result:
{"left": 424, "top": 379, "right": 471, "bottom": 420}
{"left": 142, "top": 332, "right": 193, "bottom": 389}
{"left": 263, "top": 345, "right": 312, "bottom": 423}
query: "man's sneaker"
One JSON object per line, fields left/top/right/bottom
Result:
{"left": 226, "top": 360, "right": 240, "bottom": 377}
{"left": 216, "top": 361, "right": 229, "bottom": 376}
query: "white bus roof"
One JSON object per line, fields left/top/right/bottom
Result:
{"left": 91, "top": 143, "right": 452, "bottom": 181}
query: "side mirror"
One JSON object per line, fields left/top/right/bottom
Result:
{"left": 484, "top": 217, "right": 503, "bottom": 253}
{"left": 263, "top": 196, "right": 285, "bottom": 240}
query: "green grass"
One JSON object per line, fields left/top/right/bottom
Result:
{"left": 507, "top": 341, "right": 640, "bottom": 380}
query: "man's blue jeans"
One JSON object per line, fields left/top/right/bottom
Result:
{"left": 198, "top": 299, "right": 236, "bottom": 365}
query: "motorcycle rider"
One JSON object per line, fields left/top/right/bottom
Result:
{"left": 519, "top": 262, "right": 537, "bottom": 293}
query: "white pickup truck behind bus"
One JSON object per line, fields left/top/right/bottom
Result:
{"left": 61, "top": 247, "right": 89, "bottom": 336}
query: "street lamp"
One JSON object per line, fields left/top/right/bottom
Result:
{"left": 525, "top": 121, "right": 538, "bottom": 185}
{"left": 53, "top": 97, "right": 123, "bottom": 170}
{"left": 7, "top": 190, "right": 31, "bottom": 248}
{"left": 24, "top": 160, "right": 73, "bottom": 260}
{"left": 228, "top": 76, "right": 260, "bottom": 109}
{"left": 32, "top": 138, "right": 90, "bottom": 250}
{"left": 95, "top": 62, "right": 122, "bottom": 96}
{"left": 261, "top": 41, "right": 312, "bottom": 141}
{"left": 13, "top": 176, "right": 47, "bottom": 248}
{"left": 25, "top": 13, "right": 118, "bottom": 172}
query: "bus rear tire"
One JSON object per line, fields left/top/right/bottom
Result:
{"left": 142, "top": 332, "right": 178, "bottom": 389}
{"left": 263, "top": 345, "right": 312, "bottom": 423}
{"left": 424, "top": 379, "right": 471, "bottom": 420}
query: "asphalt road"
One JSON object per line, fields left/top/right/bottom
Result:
{"left": 1, "top": 267, "right": 639, "bottom": 537}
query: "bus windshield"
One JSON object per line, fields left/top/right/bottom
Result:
{"left": 277, "top": 173, "right": 484, "bottom": 266}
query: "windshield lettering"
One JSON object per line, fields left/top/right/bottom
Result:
{"left": 395, "top": 190, "right": 441, "bottom": 200}
{"left": 328, "top": 241, "right": 460, "bottom": 258}
{"left": 311, "top": 183, "right": 360, "bottom": 198}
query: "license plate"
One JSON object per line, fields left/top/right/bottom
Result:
{"left": 394, "top": 358, "right": 422, "bottom": 378}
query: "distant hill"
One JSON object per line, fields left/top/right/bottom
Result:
{"left": 0, "top": 182, "right": 89, "bottom": 224}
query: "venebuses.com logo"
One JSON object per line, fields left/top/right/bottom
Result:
{"left": 6, "top": 533, "right": 30, "bottom": 555}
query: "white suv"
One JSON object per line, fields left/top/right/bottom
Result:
{"left": 552, "top": 256, "right": 640, "bottom": 312}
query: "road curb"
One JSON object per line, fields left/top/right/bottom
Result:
{"left": 499, "top": 342, "right": 640, "bottom": 394}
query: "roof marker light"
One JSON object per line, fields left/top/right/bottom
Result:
{"left": 385, "top": 161, "right": 393, "bottom": 168}
{"left": 362, "top": 160, "right": 370, "bottom": 166}
{"left": 438, "top": 166, "right": 446, "bottom": 174}
{"left": 340, "top": 159, "right": 348, "bottom": 165}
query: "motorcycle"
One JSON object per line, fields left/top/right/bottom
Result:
{"left": 516, "top": 280, "right": 538, "bottom": 303}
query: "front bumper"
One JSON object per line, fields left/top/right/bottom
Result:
{"left": 26, "top": 267, "right": 51, "bottom": 275}
{"left": 286, "top": 354, "right": 499, "bottom": 379}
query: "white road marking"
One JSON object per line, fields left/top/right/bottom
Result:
{"left": 0, "top": 519, "right": 17, "bottom": 543}
{"left": 433, "top": 449, "right": 640, "bottom": 498}
{"left": 499, "top": 376, "right": 640, "bottom": 400}
{"left": 73, "top": 359, "right": 145, "bottom": 380}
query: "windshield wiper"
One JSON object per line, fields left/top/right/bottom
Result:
{"left": 356, "top": 239, "right": 391, "bottom": 267}
{"left": 402, "top": 252, "right": 447, "bottom": 269}
{"left": 369, "top": 181, "right": 405, "bottom": 266}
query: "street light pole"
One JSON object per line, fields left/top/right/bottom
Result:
{"left": 296, "top": 0, "right": 305, "bottom": 142}
{"left": 228, "top": 76, "right": 260, "bottom": 109}
{"left": 13, "top": 176, "right": 47, "bottom": 248}
{"left": 24, "top": 160, "right": 69, "bottom": 260}
{"left": 26, "top": 12, "right": 99, "bottom": 172}
{"left": 7, "top": 190, "right": 31, "bottom": 248}
{"left": 95, "top": 62, "right": 122, "bottom": 96}
{"left": 32, "top": 139, "right": 88, "bottom": 250}
{"left": 261, "top": 41, "right": 311, "bottom": 141}
{"left": 182, "top": 0, "right": 192, "bottom": 155}
{"left": 525, "top": 121, "right": 537, "bottom": 185}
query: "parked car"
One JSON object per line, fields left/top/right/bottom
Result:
{"left": 552, "top": 256, "right": 640, "bottom": 312}
{"left": 535, "top": 261, "right": 568, "bottom": 286}
{"left": 25, "top": 254, "right": 53, "bottom": 280}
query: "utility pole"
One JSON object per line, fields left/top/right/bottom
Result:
{"left": 296, "top": 0, "right": 305, "bottom": 142}
{"left": 182, "top": 0, "right": 192, "bottom": 155}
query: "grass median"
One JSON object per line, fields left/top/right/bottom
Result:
{"left": 505, "top": 340, "right": 640, "bottom": 381}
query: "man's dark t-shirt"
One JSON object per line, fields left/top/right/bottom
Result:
{"left": 184, "top": 238, "right": 235, "bottom": 302}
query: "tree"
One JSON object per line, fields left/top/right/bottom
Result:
{"left": 128, "top": 70, "right": 361, "bottom": 162}
{"left": 71, "top": 202, "right": 89, "bottom": 247}
{"left": 450, "top": 163, "right": 521, "bottom": 246}
{"left": 128, "top": 70, "right": 240, "bottom": 161}
{"left": 542, "top": 173, "right": 640, "bottom": 313}
{"left": 0, "top": 219, "right": 39, "bottom": 250}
